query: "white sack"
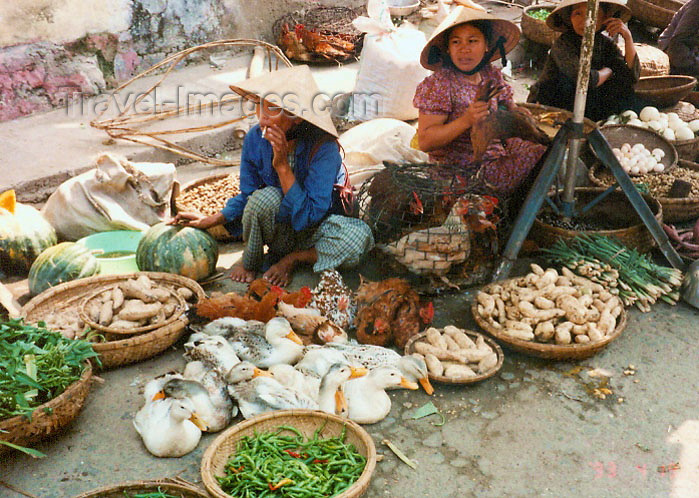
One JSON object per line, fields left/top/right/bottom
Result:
{"left": 42, "top": 153, "right": 176, "bottom": 240}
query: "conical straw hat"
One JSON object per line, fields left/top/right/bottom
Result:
{"left": 229, "top": 65, "right": 338, "bottom": 137}
{"left": 547, "top": 0, "right": 631, "bottom": 32}
{"left": 420, "top": 4, "right": 520, "bottom": 71}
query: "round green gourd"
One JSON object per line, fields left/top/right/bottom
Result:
{"left": 28, "top": 242, "right": 99, "bottom": 295}
{"left": 0, "top": 204, "right": 58, "bottom": 274}
{"left": 136, "top": 222, "right": 218, "bottom": 281}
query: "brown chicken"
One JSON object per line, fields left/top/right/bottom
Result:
{"left": 277, "top": 23, "right": 312, "bottom": 61}
{"left": 195, "top": 288, "right": 283, "bottom": 323}
{"left": 470, "top": 80, "right": 550, "bottom": 162}
{"left": 277, "top": 24, "right": 355, "bottom": 62}
{"left": 355, "top": 277, "right": 433, "bottom": 348}
{"left": 377, "top": 194, "right": 499, "bottom": 285}
{"left": 244, "top": 278, "right": 313, "bottom": 308}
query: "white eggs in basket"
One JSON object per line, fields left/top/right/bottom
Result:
{"left": 613, "top": 141, "right": 667, "bottom": 176}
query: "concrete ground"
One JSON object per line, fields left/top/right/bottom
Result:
{"left": 2, "top": 3, "right": 699, "bottom": 497}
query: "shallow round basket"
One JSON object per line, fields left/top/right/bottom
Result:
{"left": 530, "top": 187, "right": 663, "bottom": 253}
{"left": 521, "top": 5, "right": 559, "bottom": 47}
{"left": 0, "top": 364, "right": 92, "bottom": 453}
{"left": 471, "top": 286, "right": 628, "bottom": 360}
{"left": 519, "top": 103, "right": 597, "bottom": 140}
{"left": 175, "top": 173, "right": 240, "bottom": 242}
{"left": 628, "top": 0, "right": 683, "bottom": 28}
{"left": 404, "top": 330, "right": 504, "bottom": 384}
{"left": 78, "top": 285, "right": 185, "bottom": 335}
{"left": 74, "top": 479, "right": 209, "bottom": 498}
{"left": 20, "top": 272, "right": 204, "bottom": 370}
{"left": 595, "top": 123, "right": 678, "bottom": 172}
{"left": 201, "top": 410, "right": 376, "bottom": 498}
{"left": 589, "top": 159, "right": 699, "bottom": 222}
{"left": 635, "top": 75, "right": 698, "bottom": 109}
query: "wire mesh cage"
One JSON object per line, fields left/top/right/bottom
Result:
{"left": 272, "top": 6, "right": 366, "bottom": 63}
{"left": 357, "top": 162, "right": 504, "bottom": 289}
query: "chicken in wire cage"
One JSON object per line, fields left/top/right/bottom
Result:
{"left": 357, "top": 162, "right": 503, "bottom": 287}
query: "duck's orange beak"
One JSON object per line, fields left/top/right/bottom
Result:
{"left": 419, "top": 376, "right": 434, "bottom": 395}
{"left": 399, "top": 377, "right": 419, "bottom": 390}
{"left": 335, "top": 389, "right": 348, "bottom": 414}
{"left": 286, "top": 330, "right": 304, "bottom": 345}
{"left": 151, "top": 390, "right": 165, "bottom": 401}
{"left": 253, "top": 367, "right": 273, "bottom": 378}
{"left": 189, "top": 412, "right": 209, "bottom": 431}
{"left": 349, "top": 366, "right": 368, "bottom": 379}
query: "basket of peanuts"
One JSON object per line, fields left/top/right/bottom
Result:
{"left": 404, "top": 326, "right": 504, "bottom": 384}
{"left": 175, "top": 173, "right": 241, "bottom": 241}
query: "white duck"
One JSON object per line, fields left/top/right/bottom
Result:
{"left": 316, "top": 363, "right": 367, "bottom": 416}
{"left": 197, "top": 316, "right": 266, "bottom": 338}
{"left": 184, "top": 360, "right": 238, "bottom": 419}
{"left": 161, "top": 377, "right": 232, "bottom": 432}
{"left": 142, "top": 372, "right": 184, "bottom": 403}
{"left": 229, "top": 317, "right": 304, "bottom": 368}
{"left": 343, "top": 366, "right": 418, "bottom": 424}
{"left": 184, "top": 335, "right": 240, "bottom": 376}
{"left": 269, "top": 364, "right": 320, "bottom": 400}
{"left": 133, "top": 397, "right": 207, "bottom": 457}
{"left": 225, "top": 362, "right": 318, "bottom": 419}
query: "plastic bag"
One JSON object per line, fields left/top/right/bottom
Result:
{"left": 42, "top": 153, "right": 176, "bottom": 240}
{"left": 350, "top": 0, "right": 430, "bottom": 121}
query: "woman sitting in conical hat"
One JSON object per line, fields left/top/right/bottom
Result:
{"left": 527, "top": 0, "right": 646, "bottom": 121}
{"left": 413, "top": 4, "right": 548, "bottom": 199}
{"left": 170, "top": 65, "right": 374, "bottom": 286}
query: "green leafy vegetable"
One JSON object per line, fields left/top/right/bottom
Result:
{"left": 216, "top": 425, "right": 366, "bottom": 497}
{"left": 0, "top": 318, "right": 98, "bottom": 420}
{"left": 527, "top": 8, "right": 551, "bottom": 20}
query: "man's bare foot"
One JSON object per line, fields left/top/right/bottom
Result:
{"left": 263, "top": 255, "right": 296, "bottom": 286}
{"left": 230, "top": 263, "right": 256, "bottom": 283}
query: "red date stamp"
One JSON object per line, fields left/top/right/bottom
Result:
{"left": 589, "top": 461, "right": 680, "bottom": 480}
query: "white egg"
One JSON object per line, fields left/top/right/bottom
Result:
{"left": 622, "top": 110, "right": 638, "bottom": 120}
{"left": 647, "top": 120, "right": 662, "bottom": 132}
{"left": 612, "top": 147, "right": 622, "bottom": 156}
{"left": 632, "top": 143, "right": 644, "bottom": 152}
{"left": 654, "top": 163, "right": 665, "bottom": 173}
{"left": 647, "top": 156, "right": 657, "bottom": 167}
{"left": 675, "top": 126, "right": 695, "bottom": 141}
{"left": 663, "top": 128, "right": 676, "bottom": 141}
{"left": 668, "top": 118, "right": 685, "bottom": 132}
{"left": 628, "top": 118, "right": 644, "bottom": 127}
{"left": 621, "top": 143, "right": 631, "bottom": 153}
{"left": 630, "top": 165, "right": 640, "bottom": 175}
{"left": 639, "top": 106, "right": 660, "bottom": 122}
{"left": 628, "top": 156, "right": 639, "bottom": 167}
{"left": 622, "top": 163, "right": 631, "bottom": 173}
{"left": 667, "top": 112, "right": 680, "bottom": 121}
{"left": 689, "top": 119, "right": 699, "bottom": 133}
{"left": 642, "top": 148, "right": 651, "bottom": 156}
{"left": 651, "top": 148, "right": 665, "bottom": 159}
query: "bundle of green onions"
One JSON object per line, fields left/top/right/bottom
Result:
{"left": 541, "top": 235, "right": 683, "bottom": 312}
{"left": 217, "top": 425, "right": 366, "bottom": 497}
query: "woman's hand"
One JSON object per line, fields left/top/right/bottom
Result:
{"left": 604, "top": 18, "right": 632, "bottom": 42}
{"left": 168, "top": 211, "right": 219, "bottom": 229}
{"left": 463, "top": 101, "right": 490, "bottom": 129}
{"left": 263, "top": 125, "right": 292, "bottom": 172}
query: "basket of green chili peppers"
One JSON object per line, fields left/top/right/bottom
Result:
{"left": 201, "top": 410, "right": 377, "bottom": 498}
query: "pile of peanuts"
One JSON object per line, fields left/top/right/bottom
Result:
{"left": 176, "top": 174, "right": 241, "bottom": 216}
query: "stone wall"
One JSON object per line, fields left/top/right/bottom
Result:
{"left": 0, "top": 0, "right": 363, "bottom": 121}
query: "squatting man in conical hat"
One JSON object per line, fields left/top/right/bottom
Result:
{"left": 413, "top": 2, "right": 548, "bottom": 209}
{"left": 170, "top": 65, "right": 374, "bottom": 286}
{"left": 527, "top": 0, "right": 649, "bottom": 121}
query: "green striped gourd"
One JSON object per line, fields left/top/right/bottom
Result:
{"left": 28, "top": 242, "right": 99, "bottom": 295}
{"left": 0, "top": 190, "right": 58, "bottom": 274}
{"left": 136, "top": 223, "right": 218, "bottom": 281}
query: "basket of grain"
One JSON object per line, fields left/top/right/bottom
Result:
{"left": 471, "top": 271, "right": 628, "bottom": 360}
{"left": 175, "top": 173, "right": 241, "bottom": 241}
{"left": 201, "top": 410, "right": 376, "bottom": 498}
{"left": 588, "top": 159, "right": 699, "bottom": 222}
{"left": 404, "top": 327, "right": 503, "bottom": 384}
{"left": 20, "top": 272, "right": 204, "bottom": 370}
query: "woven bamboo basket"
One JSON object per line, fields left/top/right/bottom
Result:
{"left": 20, "top": 272, "right": 204, "bottom": 370}
{"left": 674, "top": 136, "right": 699, "bottom": 162}
{"left": 628, "top": 0, "right": 684, "bottom": 28}
{"left": 588, "top": 159, "right": 699, "bottom": 222}
{"left": 404, "top": 330, "right": 504, "bottom": 384}
{"left": 201, "top": 410, "right": 376, "bottom": 498}
{"left": 521, "top": 5, "right": 559, "bottom": 47}
{"left": 78, "top": 285, "right": 185, "bottom": 335}
{"left": 635, "top": 43, "right": 670, "bottom": 77}
{"left": 595, "top": 124, "right": 679, "bottom": 172}
{"left": 635, "top": 75, "right": 698, "bottom": 109}
{"left": 530, "top": 188, "right": 663, "bottom": 253}
{"left": 74, "top": 478, "right": 209, "bottom": 498}
{"left": 0, "top": 364, "right": 92, "bottom": 453}
{"left": 175, "top": 173, "right": 241, "bottom": 242}
{"left": 471, "top": 286, "right": 628, "bottom": 360}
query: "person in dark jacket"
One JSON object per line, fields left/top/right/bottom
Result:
{"left": 527, "top": 0, "right": 642, "bottom": 121}
{"left": 658, "top": 0, "right": 699, "bottom": 79}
